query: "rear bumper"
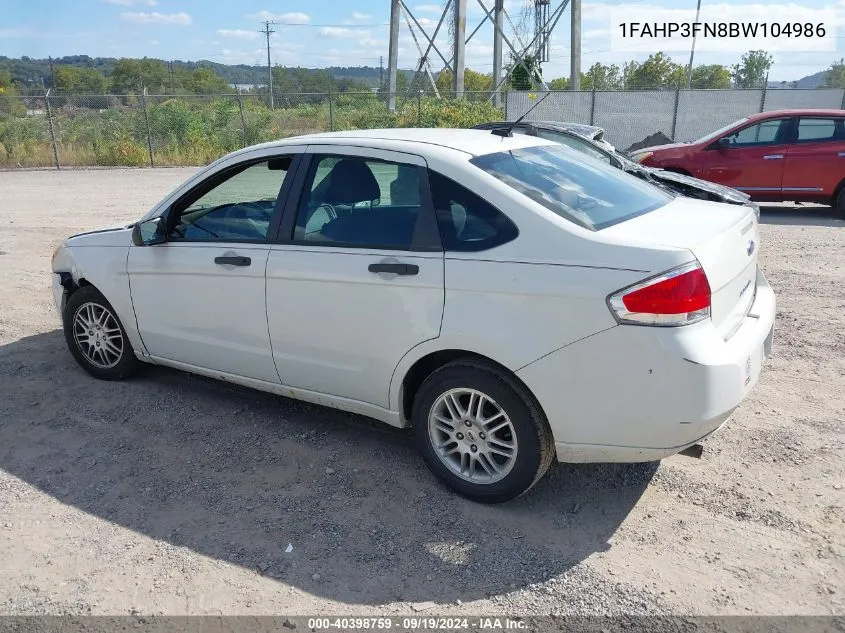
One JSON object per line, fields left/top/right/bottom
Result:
{"left": 517, "top": 268, "right": 776, "bottom": 463}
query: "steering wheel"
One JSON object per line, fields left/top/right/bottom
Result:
{"left": 223, "top": 201, "right": 269, "bottom": 221}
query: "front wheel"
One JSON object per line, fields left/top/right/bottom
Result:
{"left": 63, "top": 285, "right": 139, "bottom": 380}
{"left": 412, "top": 359, "right": 555, "bottom": 503}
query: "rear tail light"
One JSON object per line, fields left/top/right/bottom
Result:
{"left": 608, "top": 262, "right": 711, "bottom": 327}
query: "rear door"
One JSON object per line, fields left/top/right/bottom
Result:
{"left": 698, "top": 117, "right": 792, "bottom": 195}
{"left": 265, "top": 147, "right": 444, "bottom": 408}
{"left": 782, "top": 116, "right": 845, "bottom": 199}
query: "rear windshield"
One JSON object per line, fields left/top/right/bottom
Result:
{"left": 471, "top": 144, "right": 670, "bottom": 231}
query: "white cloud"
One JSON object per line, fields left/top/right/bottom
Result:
{"left": 218, "top": 28, "right": 260, "bottom": 41}
{"left": 320, "top": 27, "right": 356, "bottom": 37}
{"left": 249, "top": 11, "right": 311, "bottom": 24}
{"left": 359, "top": 37, "right": 384, "bottom": 47}
{"left": 414, "top": 4, "right": 443, "bottom": 13}
{"left": 121, "top": 11, "right": 192, "bottom": 25}
{"left": 351, "top": 11, "right": 372, "bottom": 20}
{"left": 149, "top": 39, "right": 159, "bottom": 45}
{"left": 104, "top": 0, "right": 156, "bottom": 6}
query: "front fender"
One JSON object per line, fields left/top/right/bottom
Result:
{"left": 52, "top": 233, "right": 146, "bottom": 356}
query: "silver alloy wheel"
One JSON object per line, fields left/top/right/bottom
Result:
{"left": 72, "top": 301, "right": 124, "bottom": 369}
{"left": 427, "top": 388, "right": 517, "bottom": 484}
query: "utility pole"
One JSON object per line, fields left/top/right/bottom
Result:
{"left": 492, "top": 0, "right": 504, "bottom": 106}
{"left": 48, "top": 55, "right": 56, "bottom": 90}
{"left": 387, "top": 0, "right": 400, "bottom": 111}
{"left": 453, "top": 0, "right": 467, "bottom": 96}
{"left": 169, "top": 60, "right": 175, "bottom": 94}
{"left": 380, "top": 56, "right": 384, "bottom": 89}
{"left": 686, "top": 0, "right": 703, "bottom": 89}
{"left": 570, "top": 0, "right": 581, "bottom": 90}
{"left": 260, "top": 20, "right": 276, "bottom": 108}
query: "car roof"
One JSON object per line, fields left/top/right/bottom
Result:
{"left": 275, "top": 128, "right": 551, "bottom": 157}
{"left": 475, "top": 120, "right": 603, "bottom": 137}
{"left": 746, "top": 109, "right": 845, "bottom": 120}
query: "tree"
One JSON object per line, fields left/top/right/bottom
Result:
{"left": 0, "top": 69, "right": 15, "bottom": 95}
{"left": 54, "top": 65, "right": 108, "bottom": 93}
{"left": 689, "top": 64, "right": 731, "bottom": 89}
{"left": 185, "top": 68, "right": 230, "bottom": 94}
{"left": 508, "top": 54, "right": 542, "bottom": 90}
{"left": 731, "top": 51, "right": 773, "bottom": 89}
{"left": 435, "top": 68, "right": 493, "bottom": 94}
{"left": 110, "top": 58, "right": 167, "bottom": 94}
{"left": 549, "top": 76, "right": 569, "bottom": 90}
{"left": 824, "top": 58, "right": 845, "bottom": 88}
{"left": 625, "top": 52, "right": 684, "bottom": 89}
{"left": 582, "top": 62, "right": 623, "bottom": 90}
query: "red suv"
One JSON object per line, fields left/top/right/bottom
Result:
{"left": 630, "top": 109, "right": 845, "bottom": 217}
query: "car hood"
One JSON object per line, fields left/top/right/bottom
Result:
{"left": 636, "top": 142, "right": 688, "bottom": 154}
{"left": 648, "top": 168, "right": 750, "bottom": 203}
{"left": 66, "top": 222, "right": 135, "bottom": 247}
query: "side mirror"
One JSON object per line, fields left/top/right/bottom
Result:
{"left": 714, "top": 137, "right": 732, "bottom": 150}
{"left": 131, "top": 217, "right": 166, "bottom": 246}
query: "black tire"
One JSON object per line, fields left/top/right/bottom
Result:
{"left": 835, "top": 188, "right": 845, "bottom": 220}
{"left": 412, "top": 358, "right": 555, "bottom": 503}
{"left": 63, "top": 285, "right": 139, "bottom": 380}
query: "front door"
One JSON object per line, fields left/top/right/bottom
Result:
{"left": 266, "top": 148, "right": 445, "bottom": 407}
{"left": 127, "top": 155, "right": 297, "bottom": 383}
{"left": 698, "top": 117, "right": 792, "bottom": 196}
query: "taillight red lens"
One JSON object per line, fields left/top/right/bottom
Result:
{"left": 622, "top": 267, "right": 711, "bottom": 315}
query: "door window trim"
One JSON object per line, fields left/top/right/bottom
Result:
{"left": 276, "top": 153, "right": 442, "bottom": 252}
{"left": 794, "top": 116, "right": 844, "bottom": 145}
{"left": 160, "top": 153, "right": 304, "bottom": 245}
{"left": 709, "top": 117, "right": 793, "bottom": 149}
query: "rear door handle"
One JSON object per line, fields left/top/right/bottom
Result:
{"left": 214, "top": 256, "right": 251, "bottom": 266}
{"left": 763, "top": 154, "right": 783, "bottom": 160}
{"left": 368, "top": 263, "right": 419, "bottom": 276}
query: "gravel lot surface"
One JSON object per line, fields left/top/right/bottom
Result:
{"left": 0, "top": 168, "right": 843, "bottom": 617}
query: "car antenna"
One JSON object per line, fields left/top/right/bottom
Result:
{"left": 490, "top": 91, "right": 553, "bottom": 138}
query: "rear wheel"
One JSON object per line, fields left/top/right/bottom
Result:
{"left": 412, "top": 359, "right": 554, "bottom": 503}
{"left": 63, "top": 285, "right": 139, "bottom": 380}
{"left": 835, "top": 188, "right": 845, "bottom": 220}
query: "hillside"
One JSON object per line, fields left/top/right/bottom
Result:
{"left": 0, "top": 55, "right": 415, "bottom": 89}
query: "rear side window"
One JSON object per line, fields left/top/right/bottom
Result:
{"left": 428, "top": 170, "right": 518, "bottom": 251}
{"left": 471, "top": 144, "right": 670, "bottom": 231}
{"left": 797, "top": 118, "right": 843, "bottom": 143}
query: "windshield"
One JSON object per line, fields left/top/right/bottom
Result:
{"left": 694, "top": 118, "right": 749, "bottom": 144}
{"left": 471, "top": 144, "right": 671, "bottom": 231}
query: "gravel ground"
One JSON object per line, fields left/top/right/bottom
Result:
{"left": 0, "top": 168, "right": 843, "bottom": 617}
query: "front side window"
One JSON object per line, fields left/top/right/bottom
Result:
{"left": 797, "top": 118, "right": 842, "bottom": 143}
{"left": 471, "top": 144, "right": 670, "bottom": 231}
{"left": 725, "top": 119, "right": 788, "bottom": 147}
{"left": 169, "top": 157, "right": 291, "bottom": 241}
{"left": 428, "top": 171, "right": 518, "bottom": 251}
{"left": 293, "top": 155, "right": 423, "bottom": 249}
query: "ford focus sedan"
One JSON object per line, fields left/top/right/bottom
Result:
{"left": 52, "top": 129, "right": 775, "bottom": 503}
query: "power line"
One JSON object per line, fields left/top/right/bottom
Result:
{"left": 259, "top": 20, "right": 276, "bottom": 108}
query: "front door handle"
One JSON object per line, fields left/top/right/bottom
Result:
{"left": 214, "top": 256, "right": 251, "bottom": 266}
{"left": 763, "top": 154, "right": 783, "bottom": 160}
{"left": 368, "top": 262, "right": 419, "bottom": 276}
{"left": 838, "top": 152, "right": 845, "bottom": 157}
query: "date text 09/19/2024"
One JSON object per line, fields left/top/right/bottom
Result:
{"left": 307, "top": 617, "right": 527, "bottom": 630}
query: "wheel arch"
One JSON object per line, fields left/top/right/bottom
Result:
{"left": 394, "top": 347, "right": 548, "bottom": 428}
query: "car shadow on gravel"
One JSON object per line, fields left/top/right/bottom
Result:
{"left": 759, "top": 204, "right": 842, "bottom": 227}
{"left": 0, "top": 330, "right": 657, "bottom": 606}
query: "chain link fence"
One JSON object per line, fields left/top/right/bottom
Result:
{"left": 507, "top": 88, "right": 845, "bottom": 152}
{"left": 1, "top": 88, "right": 842, "bottom": 168}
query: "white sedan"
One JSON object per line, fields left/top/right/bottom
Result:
{"left": 51, "top": 129, "right": 775, "bottom": 503}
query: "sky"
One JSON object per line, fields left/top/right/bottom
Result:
{"left": 1, "top": 0, "right": 844, "bottom": 82}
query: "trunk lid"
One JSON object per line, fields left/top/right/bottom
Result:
{"left": 602, "top": 197, "right": 759, "bottom": 336}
